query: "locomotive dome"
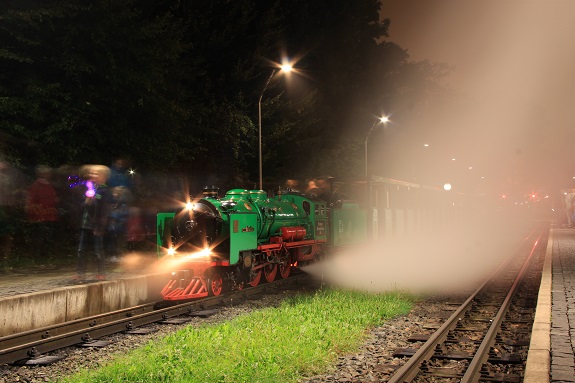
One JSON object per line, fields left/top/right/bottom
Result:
{"left": 224, "top": 189, "right": 249, "bottom": 200}
{"left": 248, "top": 190, "right": 267, "bottom": 201}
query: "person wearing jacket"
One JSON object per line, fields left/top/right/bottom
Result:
{"left": 75, "top": 165, "right": 111, "bottom": 281}
{"left": 25, "top": 165, "right": 58, "bottom": 260}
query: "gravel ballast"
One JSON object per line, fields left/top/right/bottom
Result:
{"left": 0, "top": 276, "right": 458, "bottom": 383}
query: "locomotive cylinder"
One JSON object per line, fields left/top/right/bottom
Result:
{"left": 280, "top": 226, "right": 307, "bottom": 241}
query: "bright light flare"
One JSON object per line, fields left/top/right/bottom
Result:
{"left": 197, "top": 248, "right": 211, "bottom": 257}
{"left": 164, "top": 245, "right": 212, "bottom": 259}
{"left": 185, "top": 201, "right": 195, "bottom": 211}
{"left": 280, "top": 64, "right": 293, "bottom": 73}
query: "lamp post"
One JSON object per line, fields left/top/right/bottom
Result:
{"left": 364, "top": 116, "right": 389, "bottom": 177}
{"left": 258, "top": 64, "right": 292, "bottom": 190}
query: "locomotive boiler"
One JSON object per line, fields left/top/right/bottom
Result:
{"left": 156, "top": 186, "right": 367, "bottom": 300}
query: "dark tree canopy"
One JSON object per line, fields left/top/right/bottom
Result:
{"left": 0, "top": 0, "right": 445, "bottom": 187}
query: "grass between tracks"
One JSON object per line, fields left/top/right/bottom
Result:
{"left": 56, "top": 288, "right": 414, "bottom": 383}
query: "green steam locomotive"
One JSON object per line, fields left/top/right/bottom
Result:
{"left": 156, "top": 186, "right": 367, "bottom": 300}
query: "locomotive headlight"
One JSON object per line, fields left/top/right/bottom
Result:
{"left": 186, "top": 201, "right": 195, "bottom": 211}
{"left": 167, "top": 247, "right": 177, "bottom": 256}
{"left": 198, "top": 248, "right": 211, "bottom": 257}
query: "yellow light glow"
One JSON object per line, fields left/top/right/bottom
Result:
{"left": 186, "top": 201, "right": 195, "bottom": 210}
{"left": 280, "top": 64, "right": 293, "bottom": 73}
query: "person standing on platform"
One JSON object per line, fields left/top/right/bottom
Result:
{"left": 565, "top": 189, "right": 575, "bottom": 228}
{"left": 75, "top": 165, "right": 111, "bottom": 281}
{"left": 105, "top": 186, "right": 131, "bottom": 262}
{"left": 108, "top": 157, "right": 132, "bottom": 190}
{"left": 25, "top": 165, "right": 58, "bottom": 261}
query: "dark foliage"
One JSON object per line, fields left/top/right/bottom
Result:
{"left": 0, "top": 0, "right": 444, "bottom": 185}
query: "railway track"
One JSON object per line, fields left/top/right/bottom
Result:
{"left": 0, "top": 272, "right": 315, "bottom": 366}
{"left": 387, "top": 227, "right": 547, "bottom": 382}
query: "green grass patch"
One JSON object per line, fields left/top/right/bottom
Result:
{"left": 57, "top": 288, "right": 413, "bottom": 383}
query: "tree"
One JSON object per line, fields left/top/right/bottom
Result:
{"left": 0, "top": 0, "right": 446, "bottom": 187}
{"left": 0, "top": 0, "right": 189, "bottom": 169}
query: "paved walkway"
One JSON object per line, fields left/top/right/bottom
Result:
{"left": 550, "top": 229, "right": 575, "bottom": 382}
{"left": 526, "top": 228, "right": 575, "bottom": 383}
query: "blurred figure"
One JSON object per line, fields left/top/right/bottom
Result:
{"left": 0, "top": 159, "right": 27, "bottom": 269}
{"left": 75, "top": 165, "right": 111, "bottom": 281}
{"left": 565, "top": 188, "right": 575, "bottom": 228}
{"left": 53, "top": 165, "right": 83, "bottom": 250}
{"left": 0, "top": 160, "right": 13, "bottom": 269}
{"left": 126, "top": 206, "right": 145, "bottom": 251}
{"left": 25, "top": 165, "right": 58, "bottom": 261}
{"left": 105, "top": 186, "right": 132, "bottom": 262}
{"left": 108, "top": 157, "right": 132, "bottom": 190}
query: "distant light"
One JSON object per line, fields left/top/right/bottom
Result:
{"left": 501, "top": 194, "right": 508, "bottom": 199}
{"left": 451, "top": 158, "right": 456, "bottom": 161}
{"left": 468, "top": 166, "right": 473, "bottom": 170}
{"left": 424, "top": 144, "right": 429, "bottom": 147}
{"left": 128, "top": 169, "right": 135, "bottom": 175}
{"left": 443, "top": 183, "right": 452, "bottom": 191}
{"left": 380, "top": 116, "right": 390, "bottom": 123}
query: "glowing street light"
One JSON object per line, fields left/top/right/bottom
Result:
{"left": 258, "top": 64, "right": 293, "bottom": 190}
{"left": 364, "top": 116, "right": 389, "bottom": 177}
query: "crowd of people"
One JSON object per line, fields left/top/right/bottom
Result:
{"left": 0, "top": 158, "right": 175, "bottom": 279}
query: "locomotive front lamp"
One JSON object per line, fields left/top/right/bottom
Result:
{"left": 364, "top": 116, "right": 389, "bottom": 177}
{"left": 258, "top": 62, "right": 293, "bottom": 190}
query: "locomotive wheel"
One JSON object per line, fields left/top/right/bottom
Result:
{"left": 263, "top": 264, "right": 278, "bottom": 283}
{"left": 207, "top": 271, "right": 224, "bottom": 296}
{"left": 248, "top": 269, "right": 262, "bottom": 287}
{"left": 278, "top": 261, "right": 291, "bottom": 279}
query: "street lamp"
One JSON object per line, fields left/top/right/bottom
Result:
{"left": 258, "top": 64, "right": 292, "bottom": 190}
{"left": 364, "top": 116, "right": 389, "bottom": 177}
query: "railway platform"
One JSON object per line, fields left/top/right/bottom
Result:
{"left": 0, "top": 251, "right": 170, "bottom": 337}
{"left": 525, "top": 226, "right": 575, "bottom": 383}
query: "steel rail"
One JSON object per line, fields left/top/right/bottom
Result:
{"left": 461, "top": 231, "right": 543, "bottom": 382}
{"left": 388, "top": 227, "right": 545, "bottom": 383}
{"left": 0, "top": 273, "right": 311, "bottom": 365}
